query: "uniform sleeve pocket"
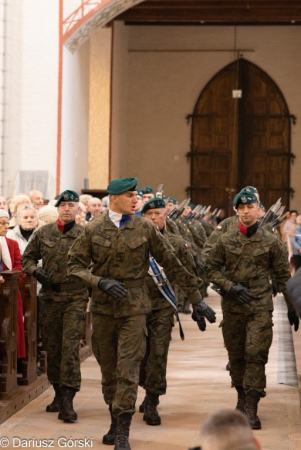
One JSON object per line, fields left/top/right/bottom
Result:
{"left": 127, "top": 236, "right": 147, "bottom": 249}
{"left": 253, "top": 247, "right": 269, "bottom": 259}
{"left": 228, "top": 247, "right": 242, "bottom": 256}
{"left": 92, "top": 236, "right": 112, "bottom": 247}
{"left": 43, "top": 239, "right": 56, "bottom": 248}
{"left": 92, "top": 236, "right": 111, "bottom": 262}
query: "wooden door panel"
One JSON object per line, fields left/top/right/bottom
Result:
{"left": 190, "top": 58, "right": 291, "bottom": 211}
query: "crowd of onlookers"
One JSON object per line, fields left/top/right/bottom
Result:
{"left": 281, "top": 210, "right": 301, "bottom": 272}
{"left": 0, "top": 191, "right": 111, "bottom": 248}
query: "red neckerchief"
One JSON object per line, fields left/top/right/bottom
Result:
{"left": 57, "top": 219, "right": 64, "bottom": 233}
{"left": 239, "top": 220, "right": 248, "bottom": 236}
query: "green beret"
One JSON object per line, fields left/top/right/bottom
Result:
{"left": 188, "top": 202, "right": 196, "bottom": 210}
{"left": 55, "top": 190, "right": 79, "bottom": 207}
{"left": 259, "top": 202, "right": 266, "bottom": 211}
{"left": 107, "top": 177, "right": 138, "bottom": 195}
{"left": 241, "top": 185, "right": 259, "bottom": 194}
{"left": 234, "top": 192, "right": 258, "bottom": 208}
{"left": 141, "top": 197, "right": 166, "bottom": 214}
{"left": 136, "top": 188, "right": 143, "bottom": 197}
{"left": 166, "top": 198, "right": 178, "bottom": 205}
{"left": 141, "top": 186, "right": 154, "bottom": 194}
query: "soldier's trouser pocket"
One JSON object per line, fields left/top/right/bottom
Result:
{"left": 143, "top": 307, "right": 174, "bottom": 395}
{"left": 244, "top": 311, "right": 273, "bottom": 395}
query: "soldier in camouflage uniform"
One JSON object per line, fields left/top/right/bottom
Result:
{"left": 21, "top": 190, "right": 88, "bottom": 422}
{"left": 205, "top": 191, "right": 299, "bottom": 430}
{"left": 67, "top": 178, "right": 215, "bottom": 450}
{"left": 138, "top": 198, "right": 210, "bottom": 426}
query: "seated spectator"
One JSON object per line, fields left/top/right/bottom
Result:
{"left": 9, "top": 194, "right": 32, "bottom": 229}
{"left": 29, "top": 190, "right": 44, "bottom": 210}
{"left": 7, "top": 205, "right": 38, "bottom": 254}
{"left": 292, "top": 215, "right": 301, "bottom": 272}
{"left": 0, "top": 196, "right": 8, "bottom": 211}
{"left": 198, "top": 410, "right": 261, "bottom": 450}
{"left": 287, "top": 268, "right": 301, "bottom": 317}
{"left": 0, "top": 209, "right": 26, "bottom": 360}
{"left": 101, "top": 195, "right": 109, "bottom": 211}
{"left": 37, "top": 205, "right": 59, "bottom": 227}
{"left": 79, "top": 194, "right": 92, "bottom": 220}
{"left": 75, "top": 202, "right": 87, "bottom": 226}
{"left": 86, "top": 197, "right": 102, "bottom": 222}
{"left": 283, "top": 210, "right": 298, "bottom": 239}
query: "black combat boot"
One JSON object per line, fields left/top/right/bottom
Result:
{"left": 143, "top": 392, "right": 161, "bottom": 426}
{"left": 139, "top": 393, "right": 148, "bottom": 413}
{"left": 235, "top": 386, "right": 246, "bottom": 413}
{"left": 103, "top": 405, "right": 117, "bottom": 445}
{"left": 245, "top": 391, "right": 261, "bottom": 429}
{"left": 58, "top": 387, "right": 77, "bottom": 422}
{"left": 46, "top": 384, "right": 62, "bottom": 412}
{"left": 114, "top": 413, "right": 132, "bottom": 450}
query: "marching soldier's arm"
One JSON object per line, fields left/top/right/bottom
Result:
{"left": 149, "top": 226, "right": 202, "bottom": 304}
{"left": 201, "top": 229, "right": 220, "bottom": 263}
{"left": 68, "top": 228, "right": 99, "bottom": 288}
{"left": 270, "top": 239, "right": 294, "bottom": 312}
{"left": 21, "top": 230, "right": 42, "bottom": 274}
{"left": 205, "top": 237, "right": 233, "bottom": 293}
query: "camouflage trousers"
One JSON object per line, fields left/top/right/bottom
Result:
{"left": 222, "top": 310, "right": 274, "bottom": 397}
{"left": 92, "top": 313, "right": 147, "bottom": 418}
{"left": 39, "top": 296, "right": 87, "bottom": 391}
{"left": 139, "top": 306, "right": 174, "bottom": 396}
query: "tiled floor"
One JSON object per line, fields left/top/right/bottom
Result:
{"left": 0, "top": 291, "right": 301, "bottom": 449}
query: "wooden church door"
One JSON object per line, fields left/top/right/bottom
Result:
{"left": 187, "top": 58, "right": 294, "bottom": 214}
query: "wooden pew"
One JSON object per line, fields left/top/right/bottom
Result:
{"left": 18, "top": 274, "right": 37, "bottom": 385}
{"left": 0, "top": 270, "right": 21, "bottom": 399}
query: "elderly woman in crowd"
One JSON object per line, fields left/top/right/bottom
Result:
{"left": 0, "top": 209, "right": 26, "bottom": 360}
{"left": 37, "top": 205, "right": 59, "bottom": 228}
{"left": 75, "top": 202, "right": 87, "bottom": 226}
{"left": 7, "top": 205, "right": 38, "bottom": 254}
{"left": 8, "top": 194, "right": 32, "bottom": 229}
{"left": 292, "top": 215, "right": 301, "bottom": 271}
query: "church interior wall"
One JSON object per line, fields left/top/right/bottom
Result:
{"left": 6, "top": 0, "right": 59, "bottom": 199}
{"left": 60, "top": 41, "right": 90, "bottom": 194}
{"left": 111, "top": 21, "right": 130, "bottom": 180}
{"left": 88, "top": 26, "right": 112, "bottom": 190}
{"left": 112, "top": 24, "right": 301, "bottom": 208}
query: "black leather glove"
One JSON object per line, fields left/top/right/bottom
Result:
{"left": 33, "top": 269, "right": 50, "bottom": 286}
{"left": 272, "top": 282, "right": 280, "bottom": 297}
{"left": 191, "top": 312, "right": 206, "bottom": 332}
{"left": 230, "top": 284, "right": 254, "bottom": 304}
{"left": 192, "top": 300, "right": 216, "bottom": 323}
{"left": 193, "top": 255, "right": 205, "bottom": 272}
{"left": 288, "top": 310, "right": 299, "bottom": 332}
{"left": 98, "top": 278, "right": 127, "bottom": 299}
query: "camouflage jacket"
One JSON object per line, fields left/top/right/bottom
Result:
{"left": 176, "top": 218, "right": 200, "bottom": 257}
{"left": 202, "top": 215, "right": 238, "bottom": 263}
{"left": 21, "top": 222, "right": 87, "bottom": 299}
{"left": 67, "top": 212, "right": 201, "bottom": 317}
{"left": 187, "top": 220, "right": 207, "bottom": 250}
{"left": 146, "top": 227, "right": 204, "bottom": 310}
{"left": 205, "top": 225, "right": 293, "bottom": 314}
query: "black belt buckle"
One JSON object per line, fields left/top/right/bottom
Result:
{"left": 52, "top": 283, "right": 61, "bottom": 293}
{"left": 241, "top": 281, "right": 249, "bottom": 289}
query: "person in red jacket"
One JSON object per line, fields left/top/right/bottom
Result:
{"left": 0, "top": 209, "right": 26, "bottom": 359}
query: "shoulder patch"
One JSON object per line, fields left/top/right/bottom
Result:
{"left": 216, "top": 226, "right": 222, "bottom": 231}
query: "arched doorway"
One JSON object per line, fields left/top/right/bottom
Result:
{"left": 187, "top": 58, "right": 294, "bottom": 214}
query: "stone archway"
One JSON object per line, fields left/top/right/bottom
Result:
{"left": 63, "top": 0, "right": 145, "bottom": 53}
